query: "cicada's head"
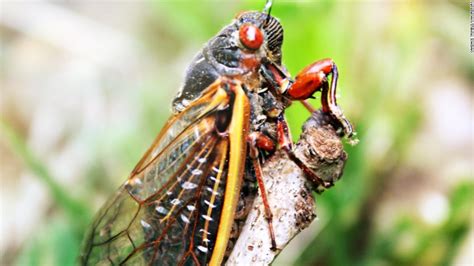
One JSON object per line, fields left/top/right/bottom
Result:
{"left": 234, "top": 11, "right": 284, "bottom": 64}
{"left": 173, "top": 11, "right": 284, "bottom": 112}
{"left": 206, "top": 11, "right": 284, "bottom": 75}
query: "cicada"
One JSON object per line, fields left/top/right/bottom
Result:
{"left": 80, "top": 3, "right": 353, "bottom": 266}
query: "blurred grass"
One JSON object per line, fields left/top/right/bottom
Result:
{"left": 0, "top": 119, "right": 91, "bottom": 226}
{"left": 0, "top": 119, "right": 90, "bottom": 266}
{"left": 2, "top": 1, "right": 472, "bottom": 266}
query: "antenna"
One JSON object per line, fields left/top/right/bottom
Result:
{"left": 263, "top": 0, "right": 273, "bottom": 15}
{"left": 263, "top": 0, "right": 273, "bottom": 25}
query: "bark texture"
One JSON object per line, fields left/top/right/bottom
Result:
{"left": 226, "top": 110, "right": 348, "bottom": 265}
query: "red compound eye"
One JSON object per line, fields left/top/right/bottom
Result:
{"left": 239, "top": 23, "right": 264, "bottom": 50}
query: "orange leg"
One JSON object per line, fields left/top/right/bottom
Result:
{"left": 261, "top": 58, "right": 353, "bottom": 137}
{"left": 287, "top": 58, "right": 353, "bottom": 137}
{"left": 253, "top": 157, "right": 278, "bottom": 250}
{"left": 300, "top": 99, "right": 316, "bottom": 113}
{"left": 261, "top": 60, "right": 348, "bottom": 188}
{"left": 247, "top": 132, "right": 278, "bottom": 250}
{"left": 248, "top": 132, "right": 275, "bottom": 153}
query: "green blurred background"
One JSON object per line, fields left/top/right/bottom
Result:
{"left": 1, "top": 1, "right": 472, "bottom": 265}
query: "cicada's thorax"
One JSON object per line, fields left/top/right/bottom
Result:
{"left": 172, "top": 12, "right": 284, "bottom": 112}
{"left": 171, "top": 44, "right": 263, "bottom": 114}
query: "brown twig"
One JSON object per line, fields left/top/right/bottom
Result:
{"left": 226, "top": 110, "right": 348, "bottom": 265}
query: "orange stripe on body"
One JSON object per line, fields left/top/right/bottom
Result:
{"left": 209, "top": 82, "right": 250, "bottom": 266}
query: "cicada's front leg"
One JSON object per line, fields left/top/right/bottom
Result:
{"left": 262, "top": 58, "right": 353, "bottom": 138}
{"left": 287, "top": 58, "right": 353, "bottom": 137}
{"left": 261, "top": 59, "right": 354, "bottom": 190}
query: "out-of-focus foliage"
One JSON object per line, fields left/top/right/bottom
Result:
{"left": 0, "top": 1, "right": 472, "bottom": 266}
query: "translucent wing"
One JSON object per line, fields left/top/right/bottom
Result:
{"left": 80, "top": 80, "right": 248, "bottom": 265}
